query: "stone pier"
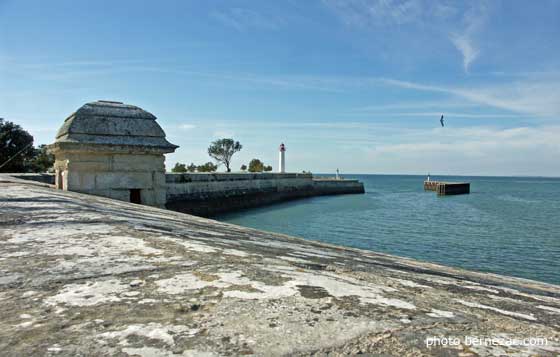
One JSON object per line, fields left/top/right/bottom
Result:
{"left": 424, "top": 181, "right": 471, "bottom": 196}
{"left": 166, "top": 173, "right": 365, "bottom": 216}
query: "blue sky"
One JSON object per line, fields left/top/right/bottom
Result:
{"left": 1, "top": 0, "right": 559, "bottom": 175}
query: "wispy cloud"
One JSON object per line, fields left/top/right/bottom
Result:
{"left": 211, "top": 8, "right": 279, "bottom": 32}
{"left": 349, "top": 111, "right": 522, "bottom": 119}
{"left": 449, "top": 2, "right": 488, "bottom": 72}
{"left": 134, "top": 69, "right": 345, "bottom": 92}
{"left": 381, "top": 77, "right": 560, "bottom": 118}
{"left": 323, "top": 0, "right": 490, "bottom": 72}
{"left": 486, "top": 70, "right": 560, "bottom": 78}
{"left": 323, "top": 0, "right": 425, "bottom": 27}
{"left": 352, "top": 100, "right": 478, "bottom": 112}
{"left": 6, "top": 57, "right": 559, "bottom": 118}
{"left": 2, "top": 59, "right": 349, "bottom": 92}
{"left": 196, "top": 120, "right": 383, "bottom": 131}
{"left": 19, "top": 59, "right": 152, "bottom": 69}
{"left": 449, "top": 34, "right": 479, "bottom": 72}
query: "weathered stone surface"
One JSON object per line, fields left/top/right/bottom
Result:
{"left": 54, "top": 101, "right": 176, "bottom": 151}
{"left": 0, "top": 178, "right": 559, "bottom": 356}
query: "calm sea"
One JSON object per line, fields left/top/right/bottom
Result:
{"left": 214, "top": 175, "right": 560, "bottom": 285}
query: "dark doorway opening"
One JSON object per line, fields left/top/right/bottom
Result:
{"left": 130, "top": 189, "right": 141, "bottom": 204}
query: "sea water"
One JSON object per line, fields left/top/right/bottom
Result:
{"left": 214, "top": 175, "right": 560, "bottom": 285}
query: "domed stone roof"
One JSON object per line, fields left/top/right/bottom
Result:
{"left": 53, "top": 100, "right": 178, "bottom": 152}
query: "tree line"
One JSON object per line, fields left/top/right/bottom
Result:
{"left": 172, "top": 138, "right": 274, "bottom": 173}
{"left": 243, "top": 159, "right": 273, "bottom": 172}
{"left": 172, "top": 158, "right": 273, "bottom": 173}
{"left": 171, "top": 162, "right": 218, "bottom": 173}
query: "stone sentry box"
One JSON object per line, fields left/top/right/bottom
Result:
{"left": 48, "top": 100, "right": 178, "bottom": 207}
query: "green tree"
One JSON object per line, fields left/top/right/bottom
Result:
{"left": 264, "top": 165, "right": 273, "bottom": 172}
{"left": 197, "top": 162, "right": 218, "bottom": 172}
{"left": 27, "top": 144, "right": 54, "bottom": 172}
{"left": 0, "top": 118, "right": 35, "bottom": 173}
{"left": 207, "top": 138, "right": 242, "bottom": 172}
{"left": 248, "top": 158, "right": 264, "bottom": 172}
{"left": 171, "top": 163, "right": 187, "bottom": 173}
{"left": 187, "top": 163, "right": 197, "bottom": 172}
{"left": 240, "top": 164, "right": 247, "bottom": 171}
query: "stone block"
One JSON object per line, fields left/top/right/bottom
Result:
{"left": 154, "top": 189, "right": 167, "bottom": 207}
{"left": 95, "top": 172, "right": 154, "bottom": 189}
{"left": 153, "top": 172, "right": 167, "bottom": 188}
{"left": 68, "top": 160, "right": 111, "bottom": 172}
{"left": 77, "top": 173, "right": 96, "bottom": 190}
{"left": 141, "top": 189, "right": 154, "bottom": 205}
{"left": 99, "top": 189, "right": 130, "bottom": 202}
{"left": 112, "top": 154, "right": 165, "bottom": 172}
{"left": 65, "top": 172, "right": 81, "bottom": 191}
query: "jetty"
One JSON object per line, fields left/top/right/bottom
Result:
{"left": 166, "top": 173, "right": 365, "bottom": 217}
{"left": 424, "top": 180, "right": 470, "bottom": 196}
{"left": 1, "top": 176, "right": 559, "bottom": 356}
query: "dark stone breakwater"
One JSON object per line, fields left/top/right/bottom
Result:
{"left": 166, "top": 173, "right": 365, "bottom": 216}
{"left": 424, "top": 180, "right": 471, "bottom": 195}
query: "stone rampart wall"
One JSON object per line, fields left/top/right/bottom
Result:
{"left": 165, "top": 173, "right": 364, "bottom": 216}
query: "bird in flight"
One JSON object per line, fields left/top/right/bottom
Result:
{"left": 440, "top": 114, "right": 444, "bottom": 127}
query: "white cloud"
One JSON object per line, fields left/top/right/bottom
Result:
{"left": 449, "top": 34, "right": 479, "bottom": 72}
{"left": 164, "top": 114, "right": 560, "bottom": 175}
{"left": 179, "top": 124, "right": 196, "bottom": 130}
{"left": 449, "top": 2, "right": 488, "bottom": 72}
{"left": 365, "top": 125, "right": 560, "bottom": 176}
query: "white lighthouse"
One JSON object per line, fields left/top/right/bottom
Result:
{"left": 278, "top": 143, "right": 286, "bottom": 173}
